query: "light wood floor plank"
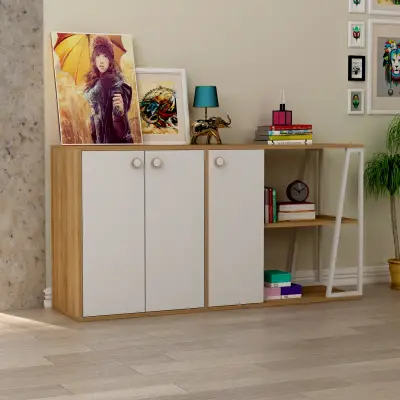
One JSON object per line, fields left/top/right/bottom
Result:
{"left": 0, "top": 284, "right": 398, "bottom": 399}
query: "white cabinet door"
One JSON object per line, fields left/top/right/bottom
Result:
{"left": 82, "top": 151, "right": 145, "bottom": 317}
{"left": 208, "top": 150, "right": 264, "bottom": 307}
{"left": 145, "top": 150, "right": 204, "bottom": 312}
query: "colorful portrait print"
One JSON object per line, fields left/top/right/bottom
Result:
{"left": 382, "top": 38, "right": 400, "bottom": 96}
{"left": 50, "top": 32, "right": 143, "bottom": 144}
{"left": 140, "top": 86, "right": 178, "bottom": 134}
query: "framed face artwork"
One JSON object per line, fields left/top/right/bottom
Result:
{"left": 50, "top": 32, "right": 142, "bottom": 144}
{"left": 136, "top": 68, "right": 190, "bottom": 144}
{"left": 349, "top": 0, "right": 366, "bottom": 13}
{"left": 368, "top": 0, "right": 400, "bottom": 15}
{"left": 367, "top": 19, "right": 400, "bottom": 114}
{"left": 348, "top": 55, "right": 366, "bottom": 81}
{"left": 348, "top": 21, "right": 366, "bottom": 48}
{"left": 348, "top": 89, "right": 365, "bottom": 114}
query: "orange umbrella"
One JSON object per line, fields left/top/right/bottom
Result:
{"left": 53, "top": 33, "right": 127, "bottom": 86}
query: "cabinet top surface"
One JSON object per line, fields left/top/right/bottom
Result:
{"left": 52, "top": 143, "right": 364, "bottom": 151}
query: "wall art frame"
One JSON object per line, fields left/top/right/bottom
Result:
{"left": 136, "top": 68, "right": 190, "bottom": 144}
{"left": 348, "top": 21, "right": 366, "bottom": 48}
{"left": 348, "top": 55, "right": 366, "bottom": 81}
{"left": 368, "top": 0, "right": 400, "bottom": 16}
{"left": 367, "top": 19, "right": 400, "bottom": 114}
{"left": 50, "top": 31, "right": 143, "bottom": 145}
{"left": 348, "top": 89, "right": 365, "bottom": 114}
{"left": 349, "top": 0, "right": 366, "bottom": 13}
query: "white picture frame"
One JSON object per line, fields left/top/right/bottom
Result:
{"left": 367, "top": 19, "right": 400, "bottom": 114}
{"left": 349, "top": 0, "right": 366, "bottom": 13}
{"left": 135, "top": 68, "right": 190, "bottom": 144}
{"left": 348, "top": 89, "right": 365, "bottom": 114}
{"left": 348, "top": 21, "right": 366, "bottom": 48}
{"left": 368, "top": 0, "right": 400, "bottom": 16}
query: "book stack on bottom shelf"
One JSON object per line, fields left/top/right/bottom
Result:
{"left": 264, "top": 270, "right": 303, "bottom": 301}
{"left": 278, "top": 202, "right": 316, "bottom": 222}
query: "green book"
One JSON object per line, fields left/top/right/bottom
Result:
{"left": 264, "top": 270, "right": 291, "bottom": 283}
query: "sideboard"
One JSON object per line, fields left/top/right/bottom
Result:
{"left": 51, "top": 143, "right": 364, "bottom": 321}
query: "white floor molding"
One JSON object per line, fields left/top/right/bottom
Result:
{"left": 294, "top": 265, "right": 390, "bottom": 286}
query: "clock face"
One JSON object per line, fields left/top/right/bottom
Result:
{"left": 287, "top": 180, "right": 309, "bottom": 203}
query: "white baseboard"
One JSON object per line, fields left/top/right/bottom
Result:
{"left": 294, "top": 265, "right": 390, "bottom": 286}
{"left": 43, "top": 287, "right": 52, "bottom": 309}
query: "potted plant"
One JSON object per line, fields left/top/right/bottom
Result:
{"left": 365, "top": 114, "right": 400, "bottom": 289}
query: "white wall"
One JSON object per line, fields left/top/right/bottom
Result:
{"left": 44, "top": 0, "right": 394, "bottom": 286}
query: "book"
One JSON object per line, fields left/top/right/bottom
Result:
{"left": 256, "top": 130, "right": 313, "bottom": 135}
{"left": 258, "top": 124, "right": 312, "bottom": 131}
{"left": 255, "top": 134, "right": 313, "bottom": 141}
{"left": 278, "top": 211, "right": 316, "bottom": 221}
{"left": 278, "top": 202, "right": 315, "bottom": 212}
{"left": 255, "top": 140, "right": 313, "bottom": 145}
{"left": 264, "top": 187, "right": 277, "bottom": 223}
{"left": 264, "top": 270, "right": 291, "bottom": 284}
{"left": 265, "top": 282, "right": 291, "bottom": 288}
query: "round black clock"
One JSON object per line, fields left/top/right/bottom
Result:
{"left": 286, "top": 180, "right": 309, "bottom": 203}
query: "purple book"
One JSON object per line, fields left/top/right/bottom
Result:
{"left": 281, "top": 283, "right": 302, "bottom": 296}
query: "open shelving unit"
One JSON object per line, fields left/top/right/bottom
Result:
{"left": 262, "top": 143, "right": 364, "bottom": 304}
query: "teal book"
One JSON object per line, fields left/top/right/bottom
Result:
{"left": 264, "top": 270, "right": 291, "bottom": 283}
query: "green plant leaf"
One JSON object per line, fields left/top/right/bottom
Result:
{"left": 387, "top": 114, "right": 400, "bottom": 154}
{"left": 364, "top": 152, "right": 400, "bottom": 197}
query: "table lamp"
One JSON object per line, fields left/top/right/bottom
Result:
{"left": 193, "top": 86, "right": 219, "bottom": 120}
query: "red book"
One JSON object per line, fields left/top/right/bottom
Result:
{"left": 268, "top": 188, "right": 273, "bottom": 223}
{"left": 267, "top": 124, "right": 312, "bottom": 131}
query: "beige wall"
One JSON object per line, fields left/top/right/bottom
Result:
{"left": 44, "top": 0, "right": 394, "bottom": 285}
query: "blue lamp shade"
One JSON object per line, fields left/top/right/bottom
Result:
{"left": 193, "top": 86, "right": 219, "bottom": 108}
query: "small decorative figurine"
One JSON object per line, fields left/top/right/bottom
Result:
{"left": 191, "top": 115, "right": 232, "bottom": 144}
{"left": 272, "top": 90, "right": 292, "bottom": 126}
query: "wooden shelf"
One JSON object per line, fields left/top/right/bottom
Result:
{"left": 265, "top": 214, "right": 357, "bottom": 229}
{"left": 51, "top": 143, "right": 364, "bottom": 152}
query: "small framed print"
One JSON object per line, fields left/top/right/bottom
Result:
{"left": 349, "top": 0, "right": 366, "bottom": 13}
{"left": 348, "top": 21, "right": 366, "bottom": 48}
{"left": 136, "top": 68, "right": 190, "bottom": 144}
{"left": 348, "top": 55, "right": 366, "bottom": 81}
{"left": 348, "top": 89, "right": 365, "bottom": 114}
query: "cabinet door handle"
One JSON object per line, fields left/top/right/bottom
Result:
{"left": 131, "top": 158, "right": 143, "bottom": 168}
{"left": 215, "top": 157, "right": 225, "bottom": 167}
{"left": 152, "top": 158, "right": 162, "bottom": 168}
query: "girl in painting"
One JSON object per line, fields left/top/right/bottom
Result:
{"left": 84, "top": 35, "right": 134, "bottom": 143}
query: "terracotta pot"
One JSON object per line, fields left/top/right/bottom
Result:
{"left": 388, "top": 259, "right": 400, "bottom": 290}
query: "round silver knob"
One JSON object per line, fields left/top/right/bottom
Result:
{"left": 152, "top": 158, "right": 162, "bottom": 168}
{"left": 131, "top": 158, "right": 143, "bottom": 168}
{"left": 215, "top": 157, "right": 225, "bottom": 167}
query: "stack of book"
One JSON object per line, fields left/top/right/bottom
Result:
{"left": 264, "top": 186, "right": 277, "bottom": 224}
{"left": 277, "top": 202, "right": 316, "bottom": 222}
{"left": 255, "top": 124, "right": 313, "bottom": 145}
{"left": 264, "top": 270, "right": 303, "bottom": 300}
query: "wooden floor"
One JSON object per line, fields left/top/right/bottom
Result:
{"left": 0, "top": 283, "right": 399, "bottom": 399}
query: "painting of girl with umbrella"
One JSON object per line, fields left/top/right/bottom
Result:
{"left": 50, "top": 32, "right": 142, "bottom": 144}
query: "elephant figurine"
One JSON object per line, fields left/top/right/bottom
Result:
{"left": 191, "top": 115, "right": 232, "bottom": 145}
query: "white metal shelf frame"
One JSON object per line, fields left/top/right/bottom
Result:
{"left": 285, "top": 147, "right": 364, "bottom": 298}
